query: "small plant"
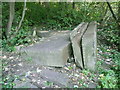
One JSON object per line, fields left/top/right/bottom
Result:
{"left": 2, "top": 75, "right": 15, "bottom": 88}
{"left": 25, "top": 57, "right": 32, "bottom": 62}
{"left": 44, "top": 81, "right": 53, "bottom": 87}
{"left": 68, "top": 66, "right": 73, "bottom": 70}
{"left": 96, "top": 46, "right": 119, "bottom": 88}
{"left": 98, "top": 71, "right": 117, "bottom": 88}
{"left": 82, "top": 69, "right": 90, "bottom": 76}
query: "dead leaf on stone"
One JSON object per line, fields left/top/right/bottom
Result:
{"left": 9, "top": 56, "right": 14, "bottom": 59}
{"left": 5, "top": 67, "right": 9, "bottom": 71}
{"left": 25, "top": 71, "right": 31, "bottom": 77}
{"left": 36, "top": 67, "right": 41, "bottom": 73}
{"left": 32, "top": 79, "right": 36, "bottom": 82}
{"left": 17, "top": 70, "right": 20, "bottom": 72}
{"left": 2, "top": 56, "right": 7, "bottom": 59}
{"left": 64, "top": 67, "right": 69, "bottom": 71}
{"left": 74, "top": 85, "right": 78, "bottom": 88}
{"left": 18, "top": 63, "right": 23, "bottom": 66}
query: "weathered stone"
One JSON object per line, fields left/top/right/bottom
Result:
{"left": 13, "top": 79, "right": 38, "bottom": 88}
{"left": 70, "top": 23, "right": 88, "bottom": 68}
{"left": 27, "top": 75, "right": 48, "bottom": 88}
{"left": 37, "top": 30, "right": 70, "bottom": 38}
{"left": 88, "top": 82, "right": 97, "bottom": 88}
{"left": 20, "top": 31, "right": 72, "bottom": 67}
{"left": 40, "top": 69, "right": 71, "bottom": 87}
{"left": 82, "top": 22, "right": 97, "bottom": 71}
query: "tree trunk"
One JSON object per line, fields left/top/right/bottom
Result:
{"left": 72, "top": 2, "right": 75, "bottom": 9}
{"left": 6, "top": 1, "right": 15, "bottom": 38}
{"left": 106, "top": 1, "right": 120, "bottom": 52}
{"left": 17, "top": 0, "right": 26, "bottom": 31}
{"left": 106, "top": 2, "right": 117, "bottom": 21}
{"left": 118, "top": 2, "right": 120, "bottom": 52}
{"left": 0, "top": 2, "right": 2, "bottom": 39}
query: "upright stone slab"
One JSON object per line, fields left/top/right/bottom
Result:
{"left": 82, "top": 22, "right": 97, "bottom": 71}
{"left": 70, "top": 23, "right": 88, "bottom": 68}
{"left": 20, "top": 31, "right": 72, "bottom": 67}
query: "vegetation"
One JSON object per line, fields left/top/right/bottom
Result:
{"left": 1, "top": 1, "right": 120, "bottom": 88}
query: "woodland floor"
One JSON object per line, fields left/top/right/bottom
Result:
{"left": 1, "top": 31, "right": 114, "bottom": 88}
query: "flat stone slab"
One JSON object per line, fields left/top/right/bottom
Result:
{"left": 88, "top": 82, "right": 97, "bottom": 88}
{"left": 82, "top": 22, "right": 97, "bottom": 71}
{"left": 20, "top": 31, "right": 72, "bottom": 67}
{"left": 13, "top": 79, "right": 38, "bottom": 88}
{"left": 40, "top": 69, "right": 72, "bottom": 87}
{"left": 37, "top": 30, "right": 70, "bottom": 38}
{"left": 70, "top": 23, "right": 88, "bottom": 68}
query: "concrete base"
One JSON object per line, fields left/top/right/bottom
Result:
{"left": 20, "top": 31, "right": 72, "bottom": 67}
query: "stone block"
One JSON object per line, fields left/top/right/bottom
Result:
{"left": 40, "top": 69, "right": 72, "bottom": 87}
{"left": 70, "top": 23, "right": 88, "bottom": 68}
{"left": 13, "top": 79, "right": 38, "bottom": 88}
{"left": 82, "top": 22, "right": 97, "bottom": 71}
{"left": 20, "top": 32, "right": 72, "bottom": 67}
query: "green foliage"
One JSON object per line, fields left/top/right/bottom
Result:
{"left": 2, "top": 2, "right": 106, "bottom": 51}
{"left": 2, "top": 75, "right": 15, "bottom": 88}
{"left": 96, "top": 46, "right": 120, "bottom": 88}
{"left": 98, "top": 71, "right": 117, "bottom": 88}
{"left": 2, "top": 3, "right": 33, "bottom": 51}
{"left": 2, "top": 2, "right": 120, "bottom": 88}
{"left": 98, "top": 21, "right": 119, "bottom": 49}
{"left": 26, "top": 3, "right": 47, "bottom": 24}
{"left": 2, "top": 39, "right": 16, "bottom": 52}
{"left": 44, "top": 81, "right": 53, "bottom": 87}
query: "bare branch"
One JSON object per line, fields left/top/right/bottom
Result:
{"left": 106, "top": 1, "right": 118, "bottom": 21}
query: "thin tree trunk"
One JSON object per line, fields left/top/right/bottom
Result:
{"left": 106, "top": 1, "right": 120, "bottom": 51}
{"left": 118, "top": 2, "right": 120, "bottom": 52}
{"left": 0, "top": 2, "right": 2, "bottom": 39}
{"left": 6, "top": 1, "right": 15, "bottom": 38}
{"left": 106, "top": 1, "right": 118, "bottom": 21}
{"left": 72, "top": 2, "right": 75, "bottom": 9}
{"left": 17, "top": 0, "right": 26, "bottom": 31}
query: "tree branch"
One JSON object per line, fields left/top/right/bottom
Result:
{"left": 106, "top": 1, "right": 118, "bottom": 21}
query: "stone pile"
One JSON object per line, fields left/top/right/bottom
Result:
{"left": 20, "top": 22, "right": 97, "bottom": 71}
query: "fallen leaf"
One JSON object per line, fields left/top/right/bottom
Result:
{"left": 32, "top": 79, "right": 36, "bottom": 82}
{"left": 18, "top": 63, "right": 23, "bottom": 66}
{"left": 5, "top": 67, "right": 9, "bottom": 71}
{"left": 74, "top": 85, "right": 78, "bottom": 88}
{"left": 9, "top": 56, "right": 14, "bottom": 59}
{"left": 36, "top": 67, "right": 41, "bottom": 73}
{"left": 22, "top": 78, "right": 26, "bottom": 81}
{"left": 2, "top": 56, "right": 7, "bottom": 59}
{"left": 25, "top": 71, "right": 31, "bottom": 77}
